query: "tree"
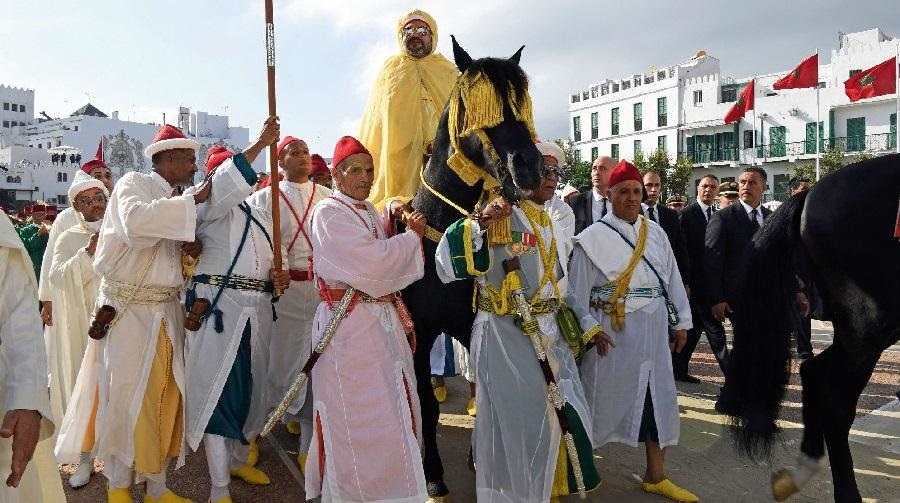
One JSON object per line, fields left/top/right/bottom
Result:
{"left": 632, "top": 150, "right": 648, "bottom": 173}
{"left": 554, "top": 138, "right": 591, "bottom": 191}
{"left": 792, "top": 145, "right": 847, "bottom": 183}
{"left": 667, "top": 156, "right": 694, "bottom": 200}
{"left": 646, "top": 149, "right": 671, "bottom": 196}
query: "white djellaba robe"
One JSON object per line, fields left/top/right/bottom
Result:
{"left": 91, "top": 170, "right": 196, "bottom": 470}
{"left": 247, "top": 178, "right": 330, "bottom": 418}
{"left": 37, "top": 205, "right": 79, "bottom": 423}
{"left": 0, "top": 213, "right": 65, "bottom": 503}
{"left": 435, "top": 204, "right": 596, "bottom": 502}
{"left": 546, "top": 194, "right": 576, "bottom": 293}
{"left": 306, "top": 191, "right": 426, "bottom": 503}
{"left": 51, "top": 218, "right": 105, "bottom": 463}
{"left": 184, "top": 155, "right": 284, "bottom": 451}
{"left": 569, "top": 213, "right": 692, "bottom": 449}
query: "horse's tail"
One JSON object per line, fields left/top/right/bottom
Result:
{"left": 718, "top": 190, "right": 810, "bottom": 459}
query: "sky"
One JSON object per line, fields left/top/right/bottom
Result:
{"left": 2, "top": 0, "right": 898, "bottom": 157}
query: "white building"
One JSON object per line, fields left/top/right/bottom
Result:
{"left": 1, "top": 99, "right": 262, "bottom": 209}
{"left": 0, "top": 85, "right": 34, "bottom": 133}
{"left": 568, "top": 28, "right": 899, "bottom": 201}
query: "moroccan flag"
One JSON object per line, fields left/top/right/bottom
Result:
{"left": 95, "top": 138, "right": 104, "bottom": 162}
{"left": 844, "top": 57, "right": 896, "bottom": 102}
{"left": 773, "top": 53, "right": 818, "bottom": 90}
{"left": 724, "top": 79, "right": 754, "bottom": 124}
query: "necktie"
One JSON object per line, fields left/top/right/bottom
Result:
{"left": 648, "top": 206, "right": 657, "bottom": 222}
{"left": 599, "top": 198, "right": 608, "bottom": 219}
{"left": 750, "top": 208, "right": 760, "bottom": 233}
{"left": 705, "top": 206, "right": 712, "bottom": 223}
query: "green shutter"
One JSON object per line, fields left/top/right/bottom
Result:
{"left": 611, "top": 108, "right": 619, "bottom": 135}
{"left": 634, "top": 103, "right": 642, "bottom": 131}
{"left": 657, "top": 97, "right": 667, "bottom": 127}
{"left": 611, "top": 143, "right": 619, "bottom": 160}
{"left": 828, "top": 109, "right": 835, "bottom": 144}
{"left": 890, "top": 113, "right": 897, "bottom": 150}
{"left": 658, "top": 135, "right": 666, "bottom": 153}
{"left": 634, "top": 139, "right": 642, "bottom": 156}
{"left": 573, "top": 116, "right": 581, "bottom": 142}
{"left": 846, "top": 117, "right": 865, "bottom": 152}
{"left": 770, "top": 126, "right": 786, "bottom": 157}
{"left": 591, "top": 147, "right": 598, "bottom": 162}
{"left": 686, "top": 136, "right": 695, "bottom": 162}
{"left": 591, "top": 112, "right": 598, "bottom": 139}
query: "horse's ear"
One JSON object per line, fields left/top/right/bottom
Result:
{"left": 509, "top": 45, "right": 525, "bottom": 65}
{"left": 451, "top": 35, "right": 473, "bottom": 73}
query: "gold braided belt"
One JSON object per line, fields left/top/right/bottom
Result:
{"left": 477, "top": 291, "right": 560, "bottom": 316}
{"left": 100, "top": 278, "right": 180, "bottom": 305}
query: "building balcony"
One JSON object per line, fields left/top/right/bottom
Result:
{"left": 681, "top": 132, "right": 896, "bottom": 166}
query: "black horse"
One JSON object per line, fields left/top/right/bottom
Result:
{"left": 717, "top": 155, "right": 900, "bottom": 502}
{"left": 400, "top": 37, "right": 542, "bottom": 499}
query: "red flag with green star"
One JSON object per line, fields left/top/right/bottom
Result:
{"left": 724, "top": 80, "right": 754, "bottom": 124}
{"left": 844, "top": 57, "right": 896, "bottom": 102}
{"left": 773, "top": 53, "right": 818, "bottom": 90}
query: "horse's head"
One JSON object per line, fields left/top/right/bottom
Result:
{"left": 445, "top": 36, "right": 542, "bottom": 204}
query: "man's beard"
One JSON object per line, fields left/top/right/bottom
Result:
{"left": 405, "top": 39, "right": 431, "bottom": 58}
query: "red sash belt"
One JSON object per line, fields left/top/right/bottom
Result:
{"left": 290, "top": 269, "right": 312, "bottom": 282}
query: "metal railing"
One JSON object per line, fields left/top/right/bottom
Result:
{"left": 681, "top": 132, "right": 897, "bottom": 165}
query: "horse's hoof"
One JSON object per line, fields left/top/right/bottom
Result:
{"left": 772, "top": 469, "right": 799, "bottom": 501}
{"left": 426, "top": 480, "right": 449, "bottom": 499}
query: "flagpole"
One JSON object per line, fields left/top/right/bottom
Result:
{"left": 815, "top": 48, "right": 821, "bottom": 180}
{"left": 752, "top": 77, "right": 758, "bottom": 166}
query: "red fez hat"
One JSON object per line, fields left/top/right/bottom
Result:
{"left": 80, "top": 158, "right": 108, "bottom": 174}
{"left": 332, "top": 136, "right": 371, "bottom": 170}
{"left": 607, "top": 159, "right": 642, "bottom": 188}
{"left": 255, "top": 172, "right": 283, "bottom": 190}
{"left": 144, "top": 124, "right": 199, "bottom": 158}
{"left": 310, "top": 154, "right": 329, "bottom": 176}
{"left": 31, "top": 203, "right": 47, "bottom": 212}
{"left": 276, "top": 136, "right": 302, "bottom": 159}
{"left": 205, "top": 145, "right": 234, "bottom": 175}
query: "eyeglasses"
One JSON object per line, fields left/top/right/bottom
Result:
{"left": 76, "top": 193, "right": 108, "bottom": 206}
{"left": 402, "top": 26, "right": 430, "bottom": 37}
{"left": 540, "top": 164, "right": 560, "bottom": 178}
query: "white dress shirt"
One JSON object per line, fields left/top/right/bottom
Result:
{"left": 739, "top": 199, "right": 764, "bottom": 227}
{"left": 591, "top": 188, "right": 608, "bottom": 223}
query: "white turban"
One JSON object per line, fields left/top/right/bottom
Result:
{"left": 68, "top": 169, "right": 109, "bottom": 205}
{"left": 535, "top": 141, "right": 566, "bottom": 167}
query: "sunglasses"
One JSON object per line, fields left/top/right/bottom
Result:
{"left": 402, "top": 26, "right": 430, "bottom": 37}
{"left": 540, "top": 164, "right": 560, "bottom": 178}
{"left": 76, "top": 193, "right": 108, "bottom": 206}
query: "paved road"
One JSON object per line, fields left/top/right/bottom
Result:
{"left": 60, "top": 324, "right": 900, "bottom": 502}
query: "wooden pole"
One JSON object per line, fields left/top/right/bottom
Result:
{"left": 265, "top": 0, "right": 283, "bottom": 284}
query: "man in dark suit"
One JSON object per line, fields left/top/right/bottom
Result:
{"left": 705, "top": 166, "right": 772, "bottom": 324}
{"left": 569, "top": 155, "right": 616, "bottom": 235}
{"left": 642, "top": 170, "right": 690, "bottom": 285}
{"left": 676, "top": 174, "right": 729, "bottom": 382}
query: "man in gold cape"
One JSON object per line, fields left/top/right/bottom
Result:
{"left": 359, "top": 9, "right": 458, "bottom": 210}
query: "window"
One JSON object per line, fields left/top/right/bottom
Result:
{"left": 633, "top": 102, "right": 642, "bottom": 132}
{"left": 849, "top": 69, "right": 862, "bottom": 78}
{"left": 769, "top": 126, "right": 786, "bottom": 157}
{"left": 743, "top": 130, "right": 754, "bottom": 148}
{"left": 805, "top": 121, "right": 824, "bottom": 154}
{"left": 611, "top": 143, "right": 620, "bottom": 160}
{"left": 846, "top": 117, "right": 866, "bottom": 152}
{"left": 58, "top": 195, "right": 67, "bottom": 205}
{"left": 591, "top": 86, "right": 599, "bottom": 98}
{"left": 890, "top": 113, "right": 896, "bottom": 150}
{"left": 817, "top": 82, "right": 826, "bottom": 89}
{"left": 74, "top": 126, "right": 78, "bottom": 131}
{"left": 658, "top": 70, "right": 667, "bottom": 80}
{"left": 38, "top": 143, "right": 42, "bottom": 149}
{"left": 634, "top": 139, "right": 642, "bottom": 156}
{"left": 571, "top": 94, "right": 580, "bottom": 104}
{"left": 574, "top": 149, "right": 582, "bottom": 163}
{"left": 644, "top": 74, "right": 655, "bottom": 84}
{"left": 5, "top": 176, "right": 11, "bottom": 183}
{"left": 1, "top": 121, "right": 8, "bottom": 128}
{"left": 658, "top": 135, "right": 667, "bottom": 153}
{"left": 657, "top": 97, "right": 667, "bottom": 127}
{"left": 573, "top": 116, "right": 582, "bottom": 142}
{"left": 693, "top": 90, "right": 703, "bottom": 105}
{"left": 582, "top": 90, "right": 590, "bottom": 100}
{"left": 669, "top": 68, "right": 676, "bottom": 78}
{"left": 622, "top": 80, "right": 631, "bottom": 90}
{"left": 57, "top": 172, "right": 63, "bottom": 182}
{"left": 634, "top": 76, "right": 642, "bottom": 87}
{"left": 600, "top": 84, "right": 609, "bottom": 96}
{"left": 591, "top": 147, "right": 598, "bottom": 162}
{"left": 11, "top": 104, "right": 18, "bottom": 112}
{"left": 19, "top": 105, "right": 25, "bottom": 114}
{"left": 2, "top": 103, "right": 8, "bottom": 111}
{"left": 590, "top": 112, "right": 598, "bottom": 139}
{"left": 611, "top": 107, "right": 619, "bottom": 135}
{"left": 612, "top": 83, "right": 620, "bottom": 93}
{"left": 773, "top": 174, "right": 790, "bottom": 202}
{"left": 721, "top": 87, "right": 737, "bottom": 102}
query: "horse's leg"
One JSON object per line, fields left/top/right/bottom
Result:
{"left": 821, "top": 345, "right": 878, "bottom": 503}
{"left": 772, "top": 348, "right": 829, "bottom": 501}
{"left": 414, "top": 328, "right": 448, "bottom": 499}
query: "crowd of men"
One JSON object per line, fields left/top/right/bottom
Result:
{"left": 0, "top": 8, "right": 816, "bottom": 503}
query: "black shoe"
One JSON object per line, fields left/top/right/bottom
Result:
{"left": 674, "top": 373, "right": 701, "bottom": 384}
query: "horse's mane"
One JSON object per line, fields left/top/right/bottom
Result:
{"left": 465, "top": 57, "right": 530, "bottom": 105}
